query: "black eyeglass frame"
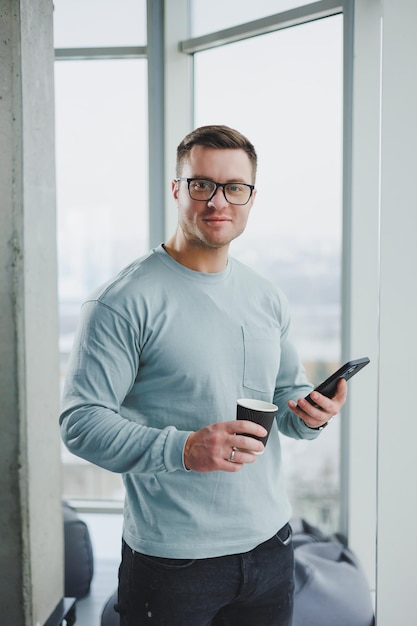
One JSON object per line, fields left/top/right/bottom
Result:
{"left": 176, "top": 177, "right": 255, "bottom": 206}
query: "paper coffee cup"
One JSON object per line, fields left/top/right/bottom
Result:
{"left": 236, "top": 398, "right": 278, "bottom": 453}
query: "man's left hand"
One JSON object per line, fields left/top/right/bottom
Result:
{"left": 288, "top": 378, "right": 348, "bottom": 429}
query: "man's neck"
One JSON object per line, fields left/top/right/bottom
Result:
{"left": 163, "top": 232, "right": 229, "bottom": 274}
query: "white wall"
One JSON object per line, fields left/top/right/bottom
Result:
{"left": 347, "top": 0, "right": 381, "bottom": 591}
{"left": 349, "top": 0, "right": 417, "bottom": 623}
{"left": 376, "top": 0, "right": 417, "bottom": 622}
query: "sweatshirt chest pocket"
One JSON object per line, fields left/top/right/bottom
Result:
{"left": 241, "top": 325, "right": 281, "bottom": 394}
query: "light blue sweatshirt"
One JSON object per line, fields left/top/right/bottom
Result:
{"left": 60, "top": 244, "right": 317, "bottom": 558}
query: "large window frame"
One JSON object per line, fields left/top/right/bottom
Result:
{"left": 56, "top": 0, "right": 378, "bottom": 593}
{"left": 56, "top": 0, "right": 354, "bottom": 518}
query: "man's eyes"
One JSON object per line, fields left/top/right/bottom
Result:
{"left": 193, "top": 181, "right": 211, "bottom": 189}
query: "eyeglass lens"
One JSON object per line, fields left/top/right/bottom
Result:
{"left": 188, "top": 179, "right": 252, "bottom": 205}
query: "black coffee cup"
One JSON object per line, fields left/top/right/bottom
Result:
{"left": 236, "top": 398, "right": 278, "bottom": 453}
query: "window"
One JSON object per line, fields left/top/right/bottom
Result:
{"left": 191, "top": 0, "right": 311, "bottom": 37}
{"left": 54, "top": 0, "right": 148, "bottom": 501}
{"left": 54, "top": 3, "right": 343, "bottom": 524}
{"left": 54, "top": 0, "right": 146, "bottom": 47}
{"left": 194, "top": 15, "right": 343, "bottom": 531}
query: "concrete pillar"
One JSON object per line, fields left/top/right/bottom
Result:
{"left": 0, "top": 1, "right": 63, "bottom": 624}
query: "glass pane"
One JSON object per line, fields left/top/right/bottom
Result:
{"left": 54, "top": 0, "right": 147, "bottom": 48}
{"left": 55, "top": 59, "right": 149, "bottom": 500}
{"left": 194, "top": 16, "right": 343, "bottom": 532}
{"left": 191, "top": 0, "right": 309, "bottom": 37}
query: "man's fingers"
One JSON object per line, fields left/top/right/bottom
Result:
{"left": 227, "top": 419, "right": 267, "bottom": 438}
{"left": 184, "top": 420, "right": 266, "bottom": 472}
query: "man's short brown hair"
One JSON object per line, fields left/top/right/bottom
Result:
{"left": 176, "top": 125, "right": 257, "bottom": 182}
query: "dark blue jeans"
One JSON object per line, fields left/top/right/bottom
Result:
{"left": 117, "top": 523, "right": 294, "bottom": 625}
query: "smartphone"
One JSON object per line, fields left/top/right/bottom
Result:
{"left": 305, "top": 357, "right": 370, "bottom": 407}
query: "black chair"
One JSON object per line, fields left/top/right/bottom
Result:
{"left": 63, "top": 501, "right": 94, "bottom": 600}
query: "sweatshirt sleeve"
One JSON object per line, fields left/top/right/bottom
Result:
{"left": 272, "top": 298, "right": 320, "bottom": 440}
{"left": 59, "top": 300, "right": 192, "bottom": 474}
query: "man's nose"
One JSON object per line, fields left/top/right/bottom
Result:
{"left": 207, "top": 185, "right": 228, "bottom": 207}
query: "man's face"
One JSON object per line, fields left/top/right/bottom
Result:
{"left": 172, "top": 146, "right": 256, "bottom": 251}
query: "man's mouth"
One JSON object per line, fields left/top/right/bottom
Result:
{"left": 203, "top": 217, "right": 231, "bottom": 223}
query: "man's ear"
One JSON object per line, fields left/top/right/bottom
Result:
{"left": 172, "top": 179, "right": 180, "bottom": 201}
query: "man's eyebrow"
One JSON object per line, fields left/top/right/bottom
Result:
{"left": 190, "top": 175, "right": 249, "bottom": 183}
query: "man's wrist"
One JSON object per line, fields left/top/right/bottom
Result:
{"left": 301, "top": 417, "right": 332, "bottom": 431}
{"left": 183, "top": 433, "right": 194, "bottom": 470}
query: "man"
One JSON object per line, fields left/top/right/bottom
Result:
{"left": 60, "top": 125, "right": 347, "bottom": 625}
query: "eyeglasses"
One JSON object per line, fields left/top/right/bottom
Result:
{"left": 176, "top": 177, "right": 255, "bottom": 206}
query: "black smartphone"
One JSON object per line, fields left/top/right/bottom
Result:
{"left": 305, "top": 357, "right": 370, "bottom": 407}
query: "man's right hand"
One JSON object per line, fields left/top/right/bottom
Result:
{"left": 183, "top": 420, "right": 266, "bottom": 472}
